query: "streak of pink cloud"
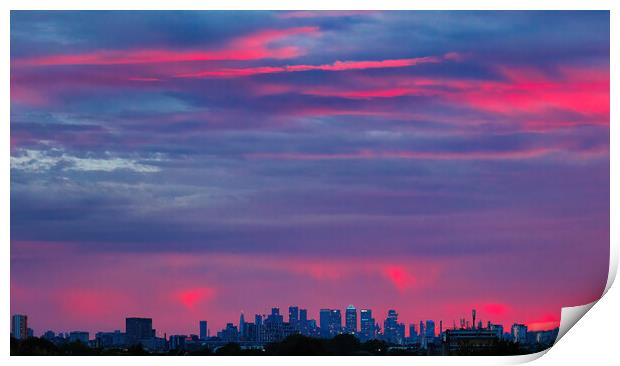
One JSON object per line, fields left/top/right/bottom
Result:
{"left": 176, "top": 53, "right": 456, "bottom": 78}
{"left": 302, "top": 86, "right": 432, "bottom": 99}
{"left": 527, "top": 313, "right": 561, "bottom": 331}
{"left": 13, "top": 27, "right": 319, "bottom": 66}
{"left": 231, "top": 26, "right": 319, "bottom": 48}
{"left": 245, "top": 147, "right": 557, "bottom": 161}
{"left": 451, "top": 66, "right": 610, "bottom": 118}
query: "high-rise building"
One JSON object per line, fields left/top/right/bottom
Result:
{"left": 331, "top": 309, "right": 342, "bottom": 336}
{"left": 488, "top": 323, "right": 504, "bottom": 339}
{"left": 299, "top": 308, "right": 308, "bottom": 335}
{"left": 345, "top": 305, "right": 357, "bottom": 334}
{"left": 319, "top": 309, "right": 342, "bottom": 338}
{"left": 425, "top": 320, "right": 435, "bottom": 338}
{"left": 320, "top": 309, "right": 330, "bottom": 338}
{"left": 11, "top": 314, "right": 28, "bottom": 340}
{"left": 125, "top": 317, "right": 154, "bottom": 344}
{"left": 383, "top": 310, "right": 404, "bottom": 344}
{"left": 288, "top": 306, "right": 299, "bottom": 329}
{"left": 255, "top": 314, "right": 263, "bottom": 342}
{"left": 263, "top": 308, "right": 285, "bottom": 342}
{"left": 409, "top": 324, "right": 418, "bottom": 339}
{"left": 239, "top": 312, "right": 246, "bottom": 340}
{"left": 360, "top": 309, "right": 375, "bottom": 340}
{"left": 511, "top": 323, "right": 528, "bottom": 344}
{"left": 199, "top": 320, "right": 208, "bottom": 340}
{"left": 245, "top": 322, "right": 257, "bottom": 342}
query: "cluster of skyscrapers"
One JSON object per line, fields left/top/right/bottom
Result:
{"left": 11, "top": 307, "right": 558, "bottom": 354}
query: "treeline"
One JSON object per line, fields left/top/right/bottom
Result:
{"left": 11, "top": 334, "right": 534, "bottom": 356}
{"left": 10, "top": 337, "right": 149, "bottom": 356}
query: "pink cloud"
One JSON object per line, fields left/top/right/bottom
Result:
{"left": 483, "top": 303, "right": 511, "bottom": 316}
{"left": 231, "top": 26, "right": 319, "bottom": 49}
{"left": 176, "top": 53, "right": 456, "bottom": 78}
{"left": 451, "top": 66, "right": 609, "bottom": 120}
{"left": 245, "top": 147, "right": 557, "bottom": 161}
{"left": 527, "top": 313, "right": 561, "bottom": 331}
{"left": 175, "top": 287, "right": 216, "bottom": 311}
{"left": 60, "top": 290, "right": 125, "bottom": 316}
{"left": 384, "top": 266, "right": 417, "bottom": 292}
{"left": 11, "top": 84, "right": 50, "bottom": 106}
{"left": 13, "top": 27, "right": 319, "bottom": 67}
{"left": 302, "top": 86, "right": 432, "bottom": 99}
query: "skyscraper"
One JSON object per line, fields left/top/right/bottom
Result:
{"left": 299, "top": 308, "right": 308, "bottom": 335}
{"left": 199, "top": 320, "right": 208, "bottom": 340}
{"left": 288, "top": 306, "right": 299, "bottom": 329}
{"left": 319, "top": 308, "right": 342, "bottom": 338}
{"left": 125, "top": 317, "right": 154, "bottom": 344}
{"left": 425, "top": 320, "right": 435, "bottom": 338}
{"left": 320, "top": 309, "right": 330, "bottom": 338}
{"left": 409, "top": 324, "right": 418, "bottom": 339}
{"left": 239, "top": 312, "right": 246, "bottom": 340}
{"left": 345, "top": 305, "right": 357, "bottom": 334}
{"left": 255, "top": 314, "right": 263, "bottom": 342}
{"left": 511, "top": 323, "right": 528, "bottom": 343}
{"left": 11, "top": 314, "right": 28, "bottom": 340}
{"left": 360, "top": 309, "right": 375, "bottom": 340}
{"left": 383, "top": 310, "right": 404, "bottom": 344}
{"left": 331, "top": 309, "right": 342, "bottom": 336}
{"left": 263, "top": 308, "right": 285, "bottom": 342}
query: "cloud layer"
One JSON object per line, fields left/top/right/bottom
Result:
{"left": 10, "top": 11, "right": 609, "bottom": 335}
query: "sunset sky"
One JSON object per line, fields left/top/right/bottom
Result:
{"left": 10, "top": 11, "right": 609, "bottom": 336}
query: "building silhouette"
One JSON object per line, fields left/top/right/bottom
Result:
{"left": 125, "top": 317, "right": 154, "bottom": 345}
{"left": 345, "top": 305, "right": 357, "bottom": 334}
{"left": 11, "top": 314, "right": 28, "bottom": 340}
{"left": 383, "top": 310, "right": 405, "bottom": 344}
{"left": 359, "top": 309, "right": 375, "bottom": 341}
{"left": 199, "top": 320, "right": 208, "bottom": 340}
{"left": 319, "top": 309, "right": 342, "bottom": 338}
{"left": 511, "top": 323, "right": 528, "bottom": 344}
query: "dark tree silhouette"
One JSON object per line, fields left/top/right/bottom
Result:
{"left": 214, "top": 342, "right": 242, "bottom": 355}
{"left": 265, "top": 334, "right": 327, "bottom": 355}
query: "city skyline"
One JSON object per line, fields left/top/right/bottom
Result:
{"left": 10, "top": 11, "right": 609, "bottom": 337}
{"left": 11, "top": 304, "right": 549, "bottom": 343}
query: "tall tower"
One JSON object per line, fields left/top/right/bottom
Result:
{"left": 472, "top": 309, "right": 476, "bottom": 330}
{"left": 239, "top": 312, "right": 245, "bottom": 340}
{"left": 345, "top": 305, "right": 357, "bottom": 334}
{"left": 199, "top": 320, "right": 208, "bottom": 340}
{"left": 288, "top": 306, "right": 299, "bottom": 329}
{"left": 11, "top": 314, "right": 28, "bottom": 340}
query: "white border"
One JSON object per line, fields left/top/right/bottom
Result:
{"left": 3, "top": 1, "right": 617, "bottom": 365}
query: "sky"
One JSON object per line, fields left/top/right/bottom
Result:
{"left": 10, "top": 11, "right": 609, "bottom": 337}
